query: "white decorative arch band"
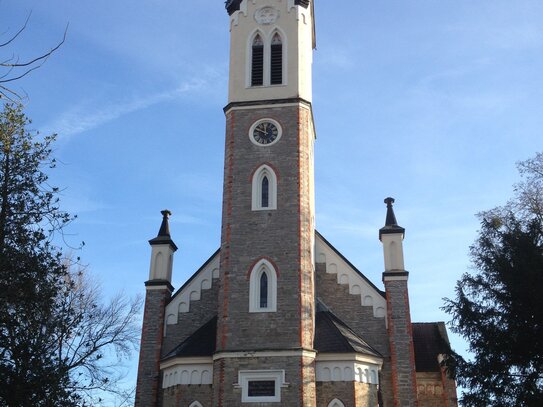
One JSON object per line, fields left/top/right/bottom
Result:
{"left": 316, "top": 361, "right": 379, "bottom": 385}
{"left": 162, "top": 364, "right": 213, "bottom": 388}
{"left": 315, "top": 235, "right": 387, "bottom": 319}
{"left": 165, "top": 253, "right": 220, "bottom": 325}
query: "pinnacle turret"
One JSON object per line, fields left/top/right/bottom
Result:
{"left": 149, "top": 209, "right": 178, "bottom": 250}
{"left": 379, "top": 197, "right": 405, "bottom": 240}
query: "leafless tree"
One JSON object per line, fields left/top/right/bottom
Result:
{"left": 57, "top": 264, "right": 142, "bottom": 405}
{"left": 0, "top": 12, "right": 67, "bottom": 101}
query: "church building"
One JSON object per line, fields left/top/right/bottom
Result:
{"left": 135, "top": 1, "right": 457, "bottom": 406}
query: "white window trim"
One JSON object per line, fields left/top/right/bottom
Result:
{"left": 251, "top": 163, "right": 278, "bottom": 210}
{"left": 249, "top": 259, "right": 277, "bottom": 313}
{"left": 236, "top": 370, "right": 287, "bottom": 403}
{"left": 328, "top": 399, "right": 346, "bottom": 407}
{"left": 269, "top": 28, "right": 287, "bottom": 87}
{"left": 246, "top": 27, "right": 288, "bottom": 88}
{"left": 189, "top": 402, "right": 203, "bottom": 407}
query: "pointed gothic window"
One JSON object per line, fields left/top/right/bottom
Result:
{"left": 261, "top": 176, "right": 269, "bottom": 208}
{"left": 270, "top": 33, "right": 283, "bottom": 85}
{"left": 249, "top": 259, "right": 277, "bottom": 312}
{"left": 252, "top": 164, "right": 277, "bottom": 211}
{"left": 251, "top": 35, "right": 264, "bottom": 86}
{"left": 259, "top": 272, "right": 268, "bottom": 308}
{"left": 327, "top": 399, "right": 346, "bottom": 407}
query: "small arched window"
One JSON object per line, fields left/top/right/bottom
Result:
{"left": 189, "top": 402, "right": 203, "bottom": 407}
{"left": 270, "top": 33, "right": 283, "bottom": 85}
{"left": 261, "top": 176, "right": 269, "bottom": 208}
{"left": 327, "top": 399, "right": 346, "bottom": 407}
{"left": 259, "top": 272, "right": 268, "bottom": 308}
{"left": 249, "top": 259, "right": 277, "bottom": 312}
{"left": 251, "top": 34, "right": 264, "bottom": 86}
{"left": 252, "top": 164, "right": 277, "bottom": 211}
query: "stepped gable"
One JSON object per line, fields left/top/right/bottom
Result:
{"left": 315, "top": 301, "right": 382, "bottom": 358}
{"left": 412, "top": 322, "right": 451, "bottom": 372}
{"left": 163, "top": 316, "right": 217, "bottom": 360}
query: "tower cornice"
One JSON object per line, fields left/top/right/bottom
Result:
{"left": 223, "top": 97, "right": 312, "bottom": 113}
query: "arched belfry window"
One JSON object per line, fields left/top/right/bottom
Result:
{"left": 270, "top": 33, "right": 283, "bottom": 85}
{"left": 251, "top": 34, "right": 264, "bottom": 86}
{"left": 252, "top": 164, "right": 277, "bottom": 211}
{"left": 249, "top": 259, "right": 277, "bottom": 312}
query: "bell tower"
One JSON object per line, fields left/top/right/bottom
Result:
{"left": 215, "top": 0, "right": 317, "bottom": 405}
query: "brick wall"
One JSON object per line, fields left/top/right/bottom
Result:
{"left": 135, "top": 287, "right": 171, "bottom": 407}
{"left": 162, "top": 282, "right": 219, "bottom": 356}
{"left": 213, "top": 355, "right": 316, "bottom": 406}
{"left": 217, "top": 103, "right": 315, "bottom": 352}
{"left": 315, "top": 263, "right": 393, "bottom": 406}
{"left": 162, "top": 384, "right": 213, "bottom": 407}
{"left": 384, "top": 278, "right": 418, "bottom": 407}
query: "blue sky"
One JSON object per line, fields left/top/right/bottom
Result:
{"left": 2, "top": 0, "right": 543, "bottom": 403}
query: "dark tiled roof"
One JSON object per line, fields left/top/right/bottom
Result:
{"left": 412, "top": 322, "right": 451, "bottom": 372}
{"left": 315, "top": 302, "right": 382, "bottom": 358}
{"left": 163, "top": 316, "right": 217, "bottom": 360}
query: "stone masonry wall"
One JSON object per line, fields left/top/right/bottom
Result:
{"left": 212, "top": 355, "right": 315, "bottom": 407}
{"left": 135, "top": 287, "right": 171, "bottom": 407}
{"left": 315, "top": 262, "right": 393, "bottom": 407}
{"left": 162, "top": 282, "right": 219, "bottom": 356}
{"left": 385, "top": 278, "right": 418, "bottom": 407}
{"left": 162, "top": 384, "right": 213, "bottom": 407}
{"left": 316, "top": 382, "right": 354, "bottom": 407}
{"left": 217, "top": 103, "right": 315, "bottom": 352}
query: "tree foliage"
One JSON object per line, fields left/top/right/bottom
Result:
{"left": 0, "top": 104, "right": 141, "bottom": 407}
{"left": 444, "top": 152, "right": 543, "bottom": 407}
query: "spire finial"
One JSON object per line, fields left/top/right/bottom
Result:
{"left": 384, "top": 197, "right": 398, "bottom": 226}
{"left": 157, "top": 209, "right": 172, "bottom": 238}
{"left": 379, "top": 197, "right": 405, "bottom": 240}
{"left": 149, "top": 209, "right": 177, "bottom": 250}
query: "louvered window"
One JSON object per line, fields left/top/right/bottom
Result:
{"left": 270, "top": 33, "right": 283, "bottom": 85}
{"left": 251, "top": 35, "right": 264, "bottom": 86}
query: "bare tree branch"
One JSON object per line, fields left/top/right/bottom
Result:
{"left": 0, "top": 12, "right": 68, "bottom": 101}
{"left": 0, "top": 12, "right": 31, "bottom": 48}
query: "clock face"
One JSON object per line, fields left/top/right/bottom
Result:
{"left": 252, "top": 121, "right": 280, "bottom": 145}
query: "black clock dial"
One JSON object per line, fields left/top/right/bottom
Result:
{"left": 253, "top": 122, "right": 279, "bottom": 145}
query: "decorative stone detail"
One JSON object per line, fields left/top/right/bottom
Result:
{"left": 255, "top": 7, "right": 280, "bottom": 25}
{"left": 162, "top": 362, "right": 213, "bottom": 388}
{"left": 315, "top": 235, "right": 387, "bottom": 318}
{"left": 165, "top": 253, "right": 220, "bottom": 324}
{"left": 316, "top": 361, "right": 379, "bottom": 384}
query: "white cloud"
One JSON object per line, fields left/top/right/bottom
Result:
{"left": 44, "top": 78, "right": 208, "bottom": 139}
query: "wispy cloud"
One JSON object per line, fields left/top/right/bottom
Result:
{"left": 44, "top": 78, "right": 208, "bottom": 139}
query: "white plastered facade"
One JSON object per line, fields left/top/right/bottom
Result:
{"left": 228, "top": 0, "right": 313, "bottom": 103}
